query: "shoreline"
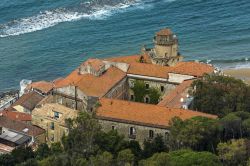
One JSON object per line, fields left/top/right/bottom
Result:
{"left": 223, "top": 68, "right": 250, "bottom": 84}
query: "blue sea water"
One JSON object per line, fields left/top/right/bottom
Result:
{"left": 0, "top": 0, "right": 250, "bottom": 92}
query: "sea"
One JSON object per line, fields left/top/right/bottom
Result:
{"left": 0, "top": 0, "right": 250, "bottom": 92}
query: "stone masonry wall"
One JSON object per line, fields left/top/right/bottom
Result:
{"left": 99, "top": 119, "right": 169, "bottom": 146}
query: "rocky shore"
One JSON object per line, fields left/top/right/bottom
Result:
{"left": 0, "top": 90, "right": 19, "bottom": 111}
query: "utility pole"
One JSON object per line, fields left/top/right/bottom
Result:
{"left": 75, "top": 86, "right": 78, "bottom": 110}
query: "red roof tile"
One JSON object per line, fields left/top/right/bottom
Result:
{"left": 13, "top": 92, "right": 44, "bottom": 111}
{"left": 96, "top": 98, "right": 217, "bottom": 128}
{"left": 170, "top": 62, "right": 214, "bottom": 77}
{"left": 107, "top": 55, "right": 214, "bottom": 78}
{"left": 55, "top": 66, "right": 126, "bottom": 97}
{"left": 158, "top": 80, "right": 194, "bottom": 108}
{"left": 26, "top": 81, "right": 53, "bottom": 94}
{"left": 0, "top": 116, "right": 45, "bottom": 137}
{"left": 105, "top": 54, "right": 152, "bottom": 64}
{"left": 1, "top": 110, "right": 31, "bottom": 122}
{"left": 128, "top": 62, "right": 170, "bottom": 79}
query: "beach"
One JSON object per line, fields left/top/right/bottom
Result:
{"left": 223, "top": 68, "right": 250, "bottom": 84}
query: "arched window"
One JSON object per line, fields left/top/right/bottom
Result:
{"left": 129, "top": 127, "right": 136, "bottom": 136}
{"left": 144, "top": 96, "right": 150, "bottom": 103}
{"left": 161, "top": 86, "right": 165, "bottom": 92}
{"left": 149, "top": 130, "right": 154, "bottom": 139}
{"left": 130, "top": 94, "right": 134, "bottom": 101}
{"left": 165, "top": 132, "right": 169, "bottom": 141}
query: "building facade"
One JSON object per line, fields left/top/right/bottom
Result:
{"left": 32, "top": 103, "right": 78, "bottom": 144}
{"left": 96, "top": 98, "right": 217, "bottom": 145}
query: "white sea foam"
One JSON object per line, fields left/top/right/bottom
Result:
{"left": 0, "top": 0, "right": 143, "bottom": 37}
{"left": 0, "top": 10, "right": 84, "bottom": 37}
{"left": 233, "top": 63, "right": 250, "bottom": 69}
{"left": 216, "top": 61, "right": 250, "bottom": 70}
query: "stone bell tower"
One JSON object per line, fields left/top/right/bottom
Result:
{"left": 150, "top": 28, "right": 183, "bottom": 66}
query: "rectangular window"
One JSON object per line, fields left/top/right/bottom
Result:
{"left": 112, "top": 126, "right": 115, "bottom": 130}
{"left": 54, "top": 112, "right": 59, "bottom": 119}
{"left": 130, "top": 95, "right": 134, "bottom": 101}
{"left": 145, "top": 83, "right": 149, "bottom": 89}
{"left": 50, "top": 122, "right": 55, "bottom": 130}
{"left": 149, "top": 130, "right": 154, "bottom": 138}
{"left": 129, "top": 127, "right": 136, "bottom": 139}
{"left": 129, "top": 80, "right": 135, "bottom": 87}
{"left": 161, "top": 86, "right": 165, "bottom": 92}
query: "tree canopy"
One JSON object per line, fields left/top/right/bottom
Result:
{"left": 168, "top": 116, "right": 220, "bottom": 152}
{"left": 132, "top": 80, "right": 161, "bottom": 104}
{"left": 139, "top": 149, "right": 222, "bottom": 166}
{"left": 192, "top": 74, "right": 250, "bottom": 117}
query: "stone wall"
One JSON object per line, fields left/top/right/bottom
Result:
{"left": 79, "top": 64, "right": 105, "bottom": 76}
{"left": 103, "top": 61, "right": 130, "bottom": 73}
{"left": 32, "top": 114, "right": 70, "bottom": 145}
{"left": 53, "top": 85, "right": 98, "bottom": 112}
{"left": 35, "top": 133, "right": 46, "bottom": 144}
{"left": 155, "top": 43, "right": 178, "bottom": 58}
{"left": 128, "top": 78, "right": 176, "bottom": 101}
{"left": 104, "top": 77, "right": 128, "bottom": 100}
{"left": 99, "top": 119, "right": 169, "bottom": 146}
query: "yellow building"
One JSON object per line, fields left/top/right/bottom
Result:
{"left": 32, "top": 103, "right": 78, "bottom": 144}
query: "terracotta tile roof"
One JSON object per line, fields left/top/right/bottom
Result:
{"left": 55, "top": 57, "right": 214, "bottom": 96}
{"left": 82, "top": 58, "right": 105, "bottom": 71}
{"left": 54, "top": 69, "right": 82, "bottom": 88}
{"left": 55, "top": 66, "right": 126, "bottom": 97}
{"left": 36, "top": 95, "right": 54, "bottom": 106}
{"left": 96, "top": 98, "right": 217, "bottom": 128}
{"left": 1, "top": 110, "right": 32, "bottom": 122}
{"left": 128, "top": 62, "right": 170, "bottom": 79}
{"left": 106, "top": 54, "right": 152, "bottom": 64}
{"left": 158, "top": 80, "right": 194, "bottom": 108}
{"left": 76, "top": 67, "right": 126, "bottom": 97}
{"left": 170, "top": 62, "right": 214, "bottom": 77}
{"left": 106, "top": 55, "right": 214, "bottom": 78}
{"left": 0, "top": 143, "right": 14, "bottom": 153}
{"left": 26, "top": 81, "right": 53, "bottom": 94}
{"left": 53, "top": 78, "right": 64, "bottom": 85}
{"left": 13, "top": 92, "right": 44, "bottom": 111}
{"left": 156, "top": 29, "right": 173, "bottom": 36}
{"left": 0, "top": 116, "right": 45, "bottom": 137}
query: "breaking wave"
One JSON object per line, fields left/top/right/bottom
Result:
{"left": 0, "top": 0, "right": 144, "bottom": 37}
{"left": 198, "top": 57, "right": 250, "bottom": 69}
